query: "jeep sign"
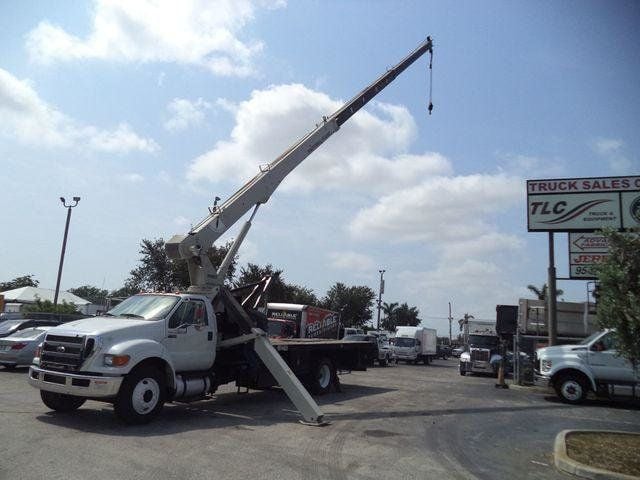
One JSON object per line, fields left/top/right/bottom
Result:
{"left": 527, "top": 176, "right": 640, "bottom": 232}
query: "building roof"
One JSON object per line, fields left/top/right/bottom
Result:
{"left": 0, "top": 286, "right": 90, "bottom": 305}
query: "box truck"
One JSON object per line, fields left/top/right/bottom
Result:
{"left": 392, "top": 326, "right": 437, "bottom": 364}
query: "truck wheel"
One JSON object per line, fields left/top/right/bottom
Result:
{"left": 459, "top": 364, "right": 466, "bottom": 376}
{"left": 310, "top": 358, "right": 335, "bottom": 395}
{"left": 423, "top": 356, "right": 430, "bottom": 365}
{"left": 40, "top": 390, "right": 86, "bottom": 412}
{"left": 554, "top": 373, "right": 588, "bottom": 404}
{"left": 379, "top": 357, "right": 388, "bottom": 367}
{"left": 114, "top": 365, "right": 166, "bottom": 424}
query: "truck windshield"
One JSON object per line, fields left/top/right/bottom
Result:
{"left": 106, "top": 295, "right": 180, "bottom": 320}
{"left": 468, "top": 335, "right": 498, "bottom": 348}
{"left": 578, "top": 331, "right": 604, "bottom": 345}
{"left": 394, "top": 337, "right": 415, "bottom": 348}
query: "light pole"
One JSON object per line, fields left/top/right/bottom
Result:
{"left": 54, "top": 196, "right": 80, "bottom": 307}
{"left": 376, "top": 269, "right": 385, "bottom": 330}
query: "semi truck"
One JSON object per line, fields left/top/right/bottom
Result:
{"left": 392, "top": 326, "right": 437, "bottom": 364}
{"left": 27, "top": 37, "right": 434, "bottom": 425}
{"left": 459, "top": 320, "right": 501, "bottom": 376}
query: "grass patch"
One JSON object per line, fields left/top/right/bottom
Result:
{"left": 566, "top": 431, "right": 640, "bottom": 477}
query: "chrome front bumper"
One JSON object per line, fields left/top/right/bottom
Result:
{"left": 28, "top": 366, "right": 123, "bottom": 398}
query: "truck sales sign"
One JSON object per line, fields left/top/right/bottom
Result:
{"left": 527, "top": 176, "right": 640, "bottom": 231}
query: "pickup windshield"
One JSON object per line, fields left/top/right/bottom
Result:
{"left": 578, "top": 331, "right": 604, "bottom": 345}
{"left": 394, "top": 337, "right": 415, "bottom": 348}
{"left": 106, "top": 294, "right": 180, "bottom": 320}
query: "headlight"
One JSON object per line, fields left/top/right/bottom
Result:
{"left": 104, "top": 354, "right": 130, "bottom": 367}
{"left": 541, "top": 359, "right": 552, "bottom": 371}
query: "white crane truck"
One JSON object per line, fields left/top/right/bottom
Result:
{"left": 28, "top": 37, "right": 434, "bottom": 425}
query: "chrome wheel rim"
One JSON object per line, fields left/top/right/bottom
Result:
{"left": 132, "top": 377, "right": 160, "bottom": 414}
{"left": 561, "top": 380, "right": 582, "bottom": 401}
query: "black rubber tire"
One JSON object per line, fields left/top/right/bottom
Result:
{"left": 309, "top": 357, "right": 335, "bottom": 395}
{"left": 554, "top": 373, "right": 588, "bottom": 404}
{"left": 40, "top": 390, "right": 86, "bottom": 412}
{"left": 459, "top": 364, "right": 466, "bottom": 376}
{"left": 379, "top": 357, "right": 388, "bottom": 367}
{"left": 114, "top": 365, "right": 166, "bottom": 424}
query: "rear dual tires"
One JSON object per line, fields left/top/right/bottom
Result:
{"left": 114, "top": 366, "right": 166, "bottom": 425}
{"left": 40, "top": 390, "right": 86, "bottom": 412}
{"left": 309, "top": 357, "right": 335, "bottom": 395}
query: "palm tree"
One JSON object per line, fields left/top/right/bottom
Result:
{"left": 381, "top": 302, "right": 399, "bottom": 331}
{"left": 526, "top": 283, "right": 563, "bottom": 300}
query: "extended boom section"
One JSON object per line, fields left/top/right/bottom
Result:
{"left": 166, "top": 36, "right": 433, "bottom": 294}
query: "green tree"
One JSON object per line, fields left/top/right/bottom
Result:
{"left": 0, "top": 275, "right": 39, "bottom": 291}
{"left": 23, "top": 298, "right": 79, "bottom": 314}
{"left": 381, "top": 301, "right": 399, "bottom": 331}
{"left": 234, "top": 263, "right": 318, "bottom": 305}
{"left": 321, "top": 282, "right": 376, "bottom": 328}
{"left": 68, "top": 285, "right": 109, "bottom": 304}
{"left": 526, "top": 283, "right": 564, "bottom": 300}
{"left": 595, "top": 229, "right": 640, "bottom": 367}
{"left": 394, "top": 302, "right": 421, "bottom": 326}
{"left": 126, "top": 238, "right": 237, "bottom": 292}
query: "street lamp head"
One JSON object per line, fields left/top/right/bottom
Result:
{"left": 60, "top": 197, "right": 65, "bottom": 204}
{"left": 73, "top": 196, "right": 81, "bottom": 202}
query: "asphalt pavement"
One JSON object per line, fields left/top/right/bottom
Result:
{"left": 1, "top": 359, "right": 638, "bottom": 480}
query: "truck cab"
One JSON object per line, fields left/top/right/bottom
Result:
{"left": 29, "top": 293, "right": 218, "bottom": 423}
{"left": 459, "top": 334, "right": 501, "bottom": 377}
{"left": 536, "top": 329, "right": 639, "bottom": 404}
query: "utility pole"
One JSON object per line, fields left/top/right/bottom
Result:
{"left": 376, "top": 269, "right": 385, "bottom": 330}
{"left": 54, "top": 196, "right": 81, "bottom": 307}
{"left": 448, "top": 302, "right": 453, "bottom": 344}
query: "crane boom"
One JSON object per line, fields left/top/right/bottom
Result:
{"left": 166, "top": 36, "right": 433, "bottom": 295}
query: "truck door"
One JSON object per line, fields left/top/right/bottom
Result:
{"left": 587, "top": 332, "right": 635, "bottom": 383}
{"left": 162, "top": 298, "right": 215, "bottom": 372}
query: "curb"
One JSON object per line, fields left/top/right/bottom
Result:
{"left": 554, "top": 430, "right": 640, "bottom": 480}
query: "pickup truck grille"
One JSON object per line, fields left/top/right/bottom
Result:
{"left": 41, "top": 334, "right": 90, "bottom": 372}
{"left": 471, "top": 349, "right": 490, "bottom": 362}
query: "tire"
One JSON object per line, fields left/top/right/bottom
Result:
{"left": 309, "top": 357, "right": 335, "bottom": 395}
{"left": 379, "top": 357, "right": 388, "bottom": 367}
{"left": 40, "top": 390, "right": 86, "bottom": 412}
{"left": 554, "top": 373, "right": 588, "bottom": 404}
{"left": 114, "top": 365, "right": 166, "bottom": 424}
{"left": 459, "top": 364, "right": 466, "bottom": 376}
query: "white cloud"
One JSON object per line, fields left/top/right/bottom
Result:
{"left": 121, "top": 173, "right": 144, "bottom": 183}
{"left": 187, "top": 83, "right": 451, "bottom": 192}
{"left": 592, "top": 137, "right": 633, "bottom": 174}
{"left": 0, "top": 67, "right": 158, "bottom": 153}
{"left": 25, "top": 0, "right": 284, "bottom": 76}
{"left": 327, "top": 251, "right": 374, "bottom": 272}
{"left": 164, "top": 98, "right": 212, "bottom": 132}
{"left": 348, "top": 173, "right": 522, "bottom": 243}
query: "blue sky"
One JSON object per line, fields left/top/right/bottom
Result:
{"left": 1, "top": 1, "right": 638, "bottom": 333}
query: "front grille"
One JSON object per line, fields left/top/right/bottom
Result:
{"left": 41, "top": 334, "right": 87, "bottom": 372}
{"left": 471, "top": 349, "right": 490, "bottom": 362}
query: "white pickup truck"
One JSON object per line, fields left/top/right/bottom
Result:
{"left": 536, "top": 329, "right": 639, "bottom": 404}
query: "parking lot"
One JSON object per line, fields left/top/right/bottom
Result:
{"left": 1, "top": 359, "right": 639, "bottom": 480}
